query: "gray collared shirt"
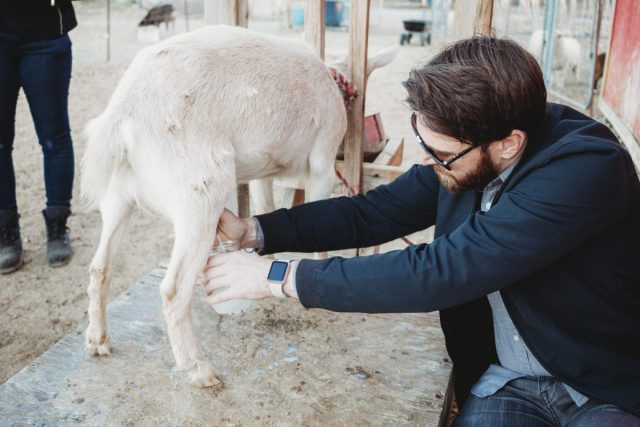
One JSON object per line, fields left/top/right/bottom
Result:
{"left": 471, "top": 163, "right": 588, "bottom": 406}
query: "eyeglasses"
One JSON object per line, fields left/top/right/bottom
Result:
{"left": 411, "top": 112, "right": 476, "bottom": 170}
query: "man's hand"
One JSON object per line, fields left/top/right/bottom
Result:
{"left": 201, "top": 251, "right": 273, "bottom": 304}
{"left": 216, "top": 208, "right": 258, "bottom": 249}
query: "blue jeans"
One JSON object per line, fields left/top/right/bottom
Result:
{"left": 455, "top": 376, "right": 640, "bottom": 426}
{"left": 0, "top": 33, "right": 74, "bottom": 211}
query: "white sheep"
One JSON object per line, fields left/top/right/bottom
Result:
{"left": 527, "top": 29, "right": 581, "bottom": 86}
{"left": 81, "top": 25, "right": 396, "bottom": 387}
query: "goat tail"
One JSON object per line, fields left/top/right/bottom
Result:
{"left": 80, "top": 114, "right": 127, "bottom": 211}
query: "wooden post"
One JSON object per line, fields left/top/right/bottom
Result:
{"left": 233, "top": 0, "right": 250, "bottom": 217}
{"left": 184, "top": 0, "right": 190, "bottom": 32}
{"left": 234, "top": 0, "right": 249, "bottom": 27}
{"left": 343, "top": 0, "right": 370, "bottom": 195}
{"left": 286, "top": 0, "right": 326, "bottom": 206}
{"left": 204, "top": 0, "right": 251, "bottom": 217}
{"left": 285, "top": 0, "right": 293, "bottom": 29}
{"left": 204, "top": 0, "right": 247, "bottom": 26}
{"left": 106, "top": 0, "right": 111, "bottom": 62}
{"left": 304, "top": 0, "right": 326, "bottom": 60}
{"left": 474, "top": 0, "right": 493, "bottom": 36}
{"left": 587, "top": 0, "right": 603, "bottom": 115}
{"left": 453, "top": 0, "right": 493, "bottom": 39}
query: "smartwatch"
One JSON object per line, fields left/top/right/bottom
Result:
{"left": 267, "top": 260, "right": 291, "bottom": 298}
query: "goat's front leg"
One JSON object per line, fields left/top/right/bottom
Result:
{"left": 161, "top": 212, "right": 222, "bottom": 388}
{"left": 86, "top": 187, "right": 133, "bottom": 355}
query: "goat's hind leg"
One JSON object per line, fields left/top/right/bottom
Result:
{"left": 161, "top": 202, "right": 224, "bottom": 388}
{"left": 85, "top": 184, "right": 133, "bottom": 355}
{"left": 249, "top": 178, "right": 276, "bottom": 214}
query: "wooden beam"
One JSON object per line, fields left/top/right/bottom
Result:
{"left": 204, "top": 0, "right": 247, "bottom": 26}
{"left": 281, "top": 186, "right": 306, "bottom": 208}
{"left": 292, "top": 1, "right": 325, "bottom": 208}
{"left": 232, "top": 0, "right": 250, "bottom": 217}
{"left": 285, "top": 0, "right": 293, "bottom": 29}
{"left": 204, "top": 0, "right": 250, "bottom": 216}
{"left": 235, "top": 0, "right": 248, "bottom": 27}
{"left": 305, "top": 0, "right": 325, "bottom": 59}
{"left": 453, "top": 0, "right": 494, "bottom": 39}
{"left": 337, "top": 161, "right": 405, "bottom": 182}
{"left": 274, "top": 161, "right": 406, "bottom": 195}
{"left": 343, "top": 0, "right": 370, "bottom": 196}
{"left": 335, "top": 163, "right": 405, "bottom": 194}
{"left": 373, "top": 137, "right": 403, "bottom": 166}
{"left": 474, "top": 0, "right": 494, "bottom": 36}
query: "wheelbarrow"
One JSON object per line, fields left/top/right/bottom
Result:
{"left": 400, "top": 19, "right": 432, "bottom": 46}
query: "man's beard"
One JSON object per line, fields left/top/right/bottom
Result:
{"left": 433, "top": 147, "right": 499, "bottom": 193}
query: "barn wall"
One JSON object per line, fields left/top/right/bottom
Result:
{"left": 601, "top": 0, "right": 640, "bottom": 142}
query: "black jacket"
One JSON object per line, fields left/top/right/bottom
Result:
{"left": 256, "top": 103, "right": 640, "bottom": 414}
{"left": 0, "top": 0, "right": 77, "bottom": 41}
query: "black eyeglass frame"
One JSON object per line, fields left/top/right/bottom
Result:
{"left": 411, "top": 112, "right": 476, "bottom": 171}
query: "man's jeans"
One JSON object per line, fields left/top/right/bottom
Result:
{"left": 0, "top": 33, "right": 74, "bottom": 211}
{"left": 455, "top": 376, "right": 640, "bottom": 426}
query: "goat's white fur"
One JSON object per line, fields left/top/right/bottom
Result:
{"left": 527, "top": 29, "right": 581, "bottom": 86}
{"left": 81, "top": 25, "right": 396, "bottom": 387}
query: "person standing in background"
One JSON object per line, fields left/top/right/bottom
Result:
{"left": 0, "top": 0, "right": 77, "bottom": 273}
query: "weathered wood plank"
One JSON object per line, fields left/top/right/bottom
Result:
{"left": 474, "top": 0, "right": 494, "bottom": 36}
{"left": 335, "top": 161, "right": 406, "bottom": 192}
{"left": 373, "top": 137, "right": 404, "bottom": 166}
{"left": 453, "top": 0, "right": 494, "bottom": 39}
{"left": 275, "top": 161, "right": 406, "bottom": 197}
{"left": 342, "top": 0, "right": 370, "bottom": 195}
{"left": 204, "top": 1, "right": 250, "bottom": 217}
{"left": 237, "top": 182, "right": 251, "bottom": 218}
{"left": 304, "top": 0, "right": 325, "bottom": 60}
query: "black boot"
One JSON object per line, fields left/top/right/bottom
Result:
{"left": 42, "top": 206, "right": 72, "bottom": 267}
{"left": 0, "top": 210, "right": 23, "bottom": 274}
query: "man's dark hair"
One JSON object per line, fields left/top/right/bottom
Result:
{"left": 403, "top": 35, "right": 547, "bottom": 147}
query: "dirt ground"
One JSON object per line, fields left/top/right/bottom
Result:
{"left": 0, "top": 1, "right": 609, "bottom": 385}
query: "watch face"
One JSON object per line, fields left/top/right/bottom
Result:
{"left": 267, "top": 261, "right": 288, "bottom": 282}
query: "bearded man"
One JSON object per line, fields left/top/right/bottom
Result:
{"left": 200, "top": 36, "right": 640, "bottom": 425}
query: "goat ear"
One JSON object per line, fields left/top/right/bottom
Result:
{"left": 366, "top": 45, "right": 399, "bottom": 78}
{"left": 326, "top": 45, "right": 399, "bottom": 78}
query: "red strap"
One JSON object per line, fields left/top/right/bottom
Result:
{"left": 329, "top": 68, "right": 359, "bottom": 108}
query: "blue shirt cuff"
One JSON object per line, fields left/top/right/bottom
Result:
{"left": 253, "top": 216, "right": 265, "bottom": 253}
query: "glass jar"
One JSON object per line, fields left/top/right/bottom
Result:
{"left": 207, "top": 240, "right": 252, "bottom": 315}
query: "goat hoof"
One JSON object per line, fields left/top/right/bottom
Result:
{"left": 188, "top": 360, "right": 223, "bottom": 388}
{"left": 85, "top": 331, "right": 112, "bottom": 356}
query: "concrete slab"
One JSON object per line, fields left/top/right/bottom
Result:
{"left": 0, "top": 267, "right": 452, "bottom": 426}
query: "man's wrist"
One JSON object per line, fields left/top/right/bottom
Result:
{"left": 282, "top": 261, "right": 299, "bottom": 299}
{"left": 240, "top": 217, "right": 259, "bottom": 249}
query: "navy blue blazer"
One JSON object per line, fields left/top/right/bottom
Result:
{"left": 256, "top": 103, "right": 640, "bottom": 414}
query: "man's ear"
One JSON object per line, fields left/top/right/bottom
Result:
{"left": 500, "top": 130, "right": 527, "bottom": 160}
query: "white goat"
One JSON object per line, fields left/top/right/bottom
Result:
{"left": 527, "top": 29, "right": 581, "bottom": 86}
{"left": 81, "top": 25, "right": 396, "bottom": 387}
